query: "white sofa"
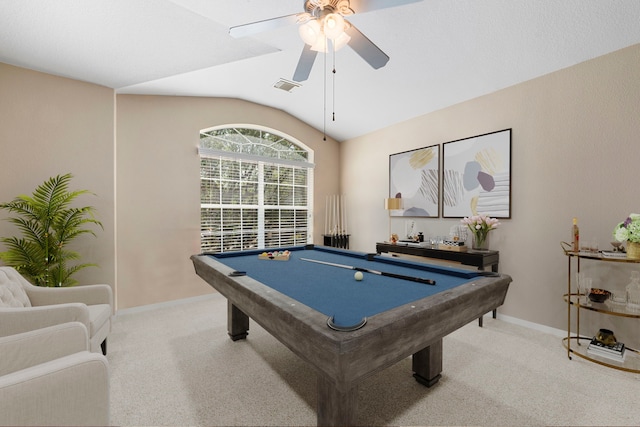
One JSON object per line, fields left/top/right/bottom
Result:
{"left": 0, "top": 322, "right": 110, "bottom": 426}
{"left": 0, "top": 266, "right": 113, "bottom": 354}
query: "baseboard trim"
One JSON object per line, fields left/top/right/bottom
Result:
{"left": 115, "top": 293, "right": 218, "bottom": 317}
{"left": 491, "top": 312, "right": 566, "bottom": 338}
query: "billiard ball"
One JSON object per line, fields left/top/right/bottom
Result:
{"left": 354, "top": 271, "right": 364, "bottom": 281}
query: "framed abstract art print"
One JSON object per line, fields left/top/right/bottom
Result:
{"left": 389, "top": 144, "right": 440, "bottom": 218}
{"left": 442, "top": 129, "right": 512, "bottom": 218}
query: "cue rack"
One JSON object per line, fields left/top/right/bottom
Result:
{"left": 323, "top": 194, "right": 350, "bottom": 249}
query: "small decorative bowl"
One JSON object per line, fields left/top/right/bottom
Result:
{"left": 588, "top": 288, "right": 611, "bottom": 303}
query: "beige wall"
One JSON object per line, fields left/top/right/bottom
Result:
{"left": 0, "top": 63, "right": 339, "bottom": 310}
{"left": 0, "top": 63, "right": 115, "bottom": 290}
{"left": 115, "top": 95, "right": 339, "bottom": 308}
{"left": 341, "top": 44, "right": 640, "bottom": 341}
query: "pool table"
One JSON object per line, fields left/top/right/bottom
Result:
{"left": 191, "top": 245, "right": 511, "bottom": 426}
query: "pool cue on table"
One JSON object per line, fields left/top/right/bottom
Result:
{"left": 300, "top": 258, "right": 436, "bottom": 286}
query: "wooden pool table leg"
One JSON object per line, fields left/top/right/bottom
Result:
{"left": 478, "top": 309, "right": 498, "bottom": 327}
{"left": 227, "top": 301, "right": 249, "bottom": 341}
{"left": 478, "top": 263, "right": 500, "bottom": 327}
{"left": 316, "top": 375, "right": 358, "bottom": 427}
{"left": 412, "top": 339, "right": 443, "bottom": 387}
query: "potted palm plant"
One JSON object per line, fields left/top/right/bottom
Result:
{"left": 0, "top": 173, "right": 102, "bottom": 286}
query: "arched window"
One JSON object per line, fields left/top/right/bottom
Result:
{"left": 199, "top": 125, "right": 314, "bottom": 253}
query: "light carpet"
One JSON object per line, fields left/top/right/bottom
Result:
{"left": 108, "top": 293, "right": 640, "bottom": 426}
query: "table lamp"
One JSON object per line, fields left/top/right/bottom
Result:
{"left": 384, "top": 197, "right": 403, "bottom": 242}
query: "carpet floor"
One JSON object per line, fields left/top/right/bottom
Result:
{"left": 108, "top": 293, "right": 640, "bottom": 426}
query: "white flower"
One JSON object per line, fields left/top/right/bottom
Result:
{"left": 614, "top": 227, "right": 629, "bottom": 242}
{"left": 461, "top": 215, "right": 500, "bottom": 241}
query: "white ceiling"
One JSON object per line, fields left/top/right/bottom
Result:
{"left": 1, "top": 0, "right": 639, "bottom": 141}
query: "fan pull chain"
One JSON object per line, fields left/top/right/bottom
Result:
{"left": 323, "top": 36, "right": 327, "bottom": 141}
{"left": 332, "top": 44, "right": 336, "bottom": 122}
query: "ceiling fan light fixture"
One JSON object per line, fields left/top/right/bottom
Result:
{"left": 331, "top": 31, "right": 351, "bottom": 51}
{"left": 299, "top": 19, "right": 321, "bottom": 45}
{"left": 323, "top": 13, "right": 346, "bottom": 39}
{"left": 310, "top": 36, "right": 328, "bottom": 53}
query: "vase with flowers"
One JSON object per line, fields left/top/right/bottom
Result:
{"left": 613, "top": 213, "right": 640, "bottom": 259}
{"left": 461, "top": 214, "right": 500, "bottom": 251}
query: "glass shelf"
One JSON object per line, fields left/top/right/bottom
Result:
{"left": 564, "top": 293, "right": 640, "bottom": 319}
{"left": 562, "top": 247, "right": 640, "bottom": 263}
{"left": 562, "top": 336, "right": 640, "bottom": 374}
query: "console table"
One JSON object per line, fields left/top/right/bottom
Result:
{"left": 376, "top": 242, "right": 500, "bottom": 326}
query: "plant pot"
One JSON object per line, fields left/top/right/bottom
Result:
{"left": 628, "top": 241, "right": 640, "bottom": 259}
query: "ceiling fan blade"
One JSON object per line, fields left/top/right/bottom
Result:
{"left": 348, "top": 0, "right": 423, "bottom": 14}
{"left": 229, "top": 14, "right": 301, "bottom": 38}
{"left": 292, "top": 44, "right": 318, "bottom": 82}
{"left": 345, "top": 25, "right": 389, "bottom": 69}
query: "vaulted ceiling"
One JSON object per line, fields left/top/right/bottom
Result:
{"left": 1, "top": 0, "right": 639, "bottom": 141}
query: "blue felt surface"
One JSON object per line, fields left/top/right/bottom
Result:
{"left": 211, "top": 246, "right": 479, "bottom": 328}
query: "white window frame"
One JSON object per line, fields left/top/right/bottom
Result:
{"left": 199, "top": 125, "right": 314, "bottom": 253}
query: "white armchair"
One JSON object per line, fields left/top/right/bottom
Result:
{"left": 0, "top": 266, "right": 113, "bottom": 354}
{"left": 0, "top": 322, "right": 110, "bottom": 426}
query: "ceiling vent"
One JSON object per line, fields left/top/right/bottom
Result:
{"left": 273, "top": 78, "right": 301, "bottom": 92}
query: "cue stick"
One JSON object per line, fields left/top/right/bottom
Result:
{"left": 300, "top": 258, "right": 436, "bottom": 286}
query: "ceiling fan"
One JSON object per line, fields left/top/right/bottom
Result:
{"left": 229, "top": 0, "right": 422, "bottom": 82}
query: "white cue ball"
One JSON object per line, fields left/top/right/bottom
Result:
{"left": 354, "top": 271, "right": 364, "bottom": 281}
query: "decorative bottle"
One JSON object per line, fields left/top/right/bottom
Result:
{"left": 626, "top": 271, "right": 640, "bottom": 311}
{"left": 572, "top": 217, "right": 580, "bottom": 252}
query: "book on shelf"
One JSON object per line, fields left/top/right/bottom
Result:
{"left": 587, "top": 337, "right": 626, "bottom": 361}
{"left": 601, "top": 251, "right": 628, "bottom": 259}
{"left": 587, "top": 347, "right": 626, "bottom": 361}
{"left": 588, "top": 337, "right": 625, "bottom": 354}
